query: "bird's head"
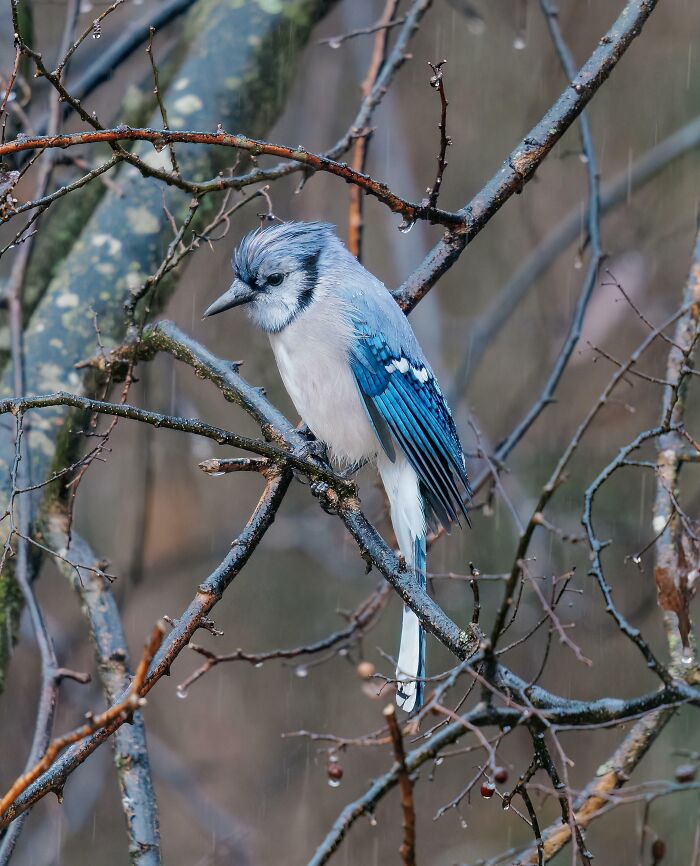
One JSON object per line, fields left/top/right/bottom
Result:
{"left": 203, "top": 221, "right": 337, "bottom": 333}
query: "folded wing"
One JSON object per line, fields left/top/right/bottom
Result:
{"left": 350, "top": 323, "right": 471, "bottom": 530}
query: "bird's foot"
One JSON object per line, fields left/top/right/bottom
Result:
{"left": 310, "top": 480, "right": 340, "bottom": 515}
{"left": 295, "top": 428, "right": 329, "bottom": 463}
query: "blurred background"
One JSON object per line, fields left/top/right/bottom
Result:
{"left": 1, "top": 0, "right": 700, "bottom": 863}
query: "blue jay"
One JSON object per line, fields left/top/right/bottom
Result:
{"left": 204, "top": 221, "right": 470, "bottom": 712}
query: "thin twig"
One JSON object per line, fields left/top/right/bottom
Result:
{"left": 347, "top": 0, "right": 399, "bottom": 260}
{"left": 426, "top": 59, "right": 450, "bottom": 210}
{"left": 319, "top": 15, "right": 407, "bottom": 48}
{"left": 146, "top": 26, "right": 181, "bottom": 179}
{"left": 384, "top": 705, "right": 416, "bottom": 866}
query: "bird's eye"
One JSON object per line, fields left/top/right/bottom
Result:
{"left": 267, "top": 273, "right": 284, "bottom": 287}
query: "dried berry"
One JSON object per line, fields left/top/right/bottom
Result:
{"left": 357, "top": 661, "right": 376, "bottom": 680}
{"left": 480, "top": 781, "right": 495, "bottom": 799}
{"left": 493, "top": 766, "right": 508, "bottom": 784}
{"left": 674, "top": 763, "right": 697, "bottom": 783}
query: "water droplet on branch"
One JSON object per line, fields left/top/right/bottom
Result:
{"left": 675, "top": 763, "right": 697, "bottom": 782}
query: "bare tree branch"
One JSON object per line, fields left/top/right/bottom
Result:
{"left": 45, "top": 512, "right": 161, "bottom": 865}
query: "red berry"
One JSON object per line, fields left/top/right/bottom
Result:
{"left": 493, "top": 766, "right": 508, "bottom": 784}
{"left": 327, "top": 762, "right": 343, "bottom": 782}
{"left": 480, "top": 781, "right": 495, "bottom": 798}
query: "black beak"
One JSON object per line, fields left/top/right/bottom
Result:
{"left": 202, "top": 279, "right": 256, "bottom": 319}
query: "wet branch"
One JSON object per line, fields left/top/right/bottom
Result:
{"left": 426, "top": 59, "right": 450, "bottom": 210}
{"left": 384, "top": 705, "right": 416, "bottom": 866}
{"left": 176, "top": 583, "right": 391, "bottom": 696}
{"left": 0, "top": 126, "right": 462, "bottom": 228}
{"left": 0, "top": 469, "right": 292, "bottom": 826}
{"left": 347, "top": 0, "right": 400, "bottom": 260}
{"left": 45, "top": 511, "right": 161, "bottom": 864}
{"left": 0, "top": 622, "right": 165, "bottom": 825}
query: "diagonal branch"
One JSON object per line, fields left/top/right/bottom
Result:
{"left": 394, "top": 0, "right": 662, "bottom": 310}
{"left": 0, "top": 467, "right": 292, "bottom": 827}
{"left": 518, "top": 708, "right": 675, "bottom": 864}
{"left": 0, "top": 622, "right": 165, "bottom": 819}
{"left": 516, "top": 190, "right": 700, "bottom": 866}
{"left": 88, "top": 320, "right": 479, "bottom": 658}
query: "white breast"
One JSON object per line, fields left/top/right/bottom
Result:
{"left": 269, "top": 301, "right": 379, "bottom": 464}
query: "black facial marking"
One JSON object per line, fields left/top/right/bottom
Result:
{"left": 297, "top": 251, "right": 320, "bottom": 313}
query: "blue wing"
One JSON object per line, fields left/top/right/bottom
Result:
{"left": 350, "top": 323, "right": 471, "bottom": 529}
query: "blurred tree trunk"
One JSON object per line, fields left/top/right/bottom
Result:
{"left": 0, "top": 0, "right": 336, "bottom": 692}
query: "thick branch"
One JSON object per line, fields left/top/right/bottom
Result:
{"left": 653, "top": 225, "right": 700, "bottom": 657}
{"left": 96, "top": 321, "right": 479, "bottom": 661}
